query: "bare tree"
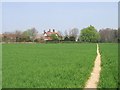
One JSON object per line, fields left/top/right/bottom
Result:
{"left": 0, "top": 34, "right": 2, "bottom": 42}
{"left": 118, "top": 28, "right": 120, "bottom": 42}
{"left": 57, "top": 30, "right": 63, "bottom": 40}
{"left": 64, "top": 30, "right": 68, "bottom": 37}
{"left": 99, "top": 28, "right": 118, "bottom": 43}
{"left": 2, "top": 32, "right": 16, "bottom": 42}
{"left": 64, "top": 30, "right": 69, "bottom": 41}
{"left": 28, "top": 27, "right": 38, "bottom": 42}
{"left": 69, "top": 28, "right": 79, "bottom": 41}
{"left": 15, "top": 30, "right": 22, "bottom": 42}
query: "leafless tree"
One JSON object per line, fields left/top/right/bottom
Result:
{"left": 99, "top": 28, "right": 118, "bottom": 42}
{"left": 69, "top": 28, "right": 79, "bottom": 41}
{"left": 64, "top": 30, "right": 68, "bottom": 37}
{"left": 2, "top": 32, "right": 16, "bottom": 42}
{"left": 0, "top": 34, "right": 2, "bottom": 42}
{"left": 57, "top": 30, "right": 63, "bottom": 40}
{"left": 69, "top": 28, "right": 79, "bottom": 38}
{"left": 15, "top": 30, "right": 22, "bottom": 42}
{"left": 28, "top": 27, "right": 38, "bottom": 42}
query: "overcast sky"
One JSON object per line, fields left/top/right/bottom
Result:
{"left": 1, "top": 1, "right": 118, "bottom": 34}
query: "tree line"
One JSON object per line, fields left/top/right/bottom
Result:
{"left": 63, "top": 25, "right": 118, "bottom": 43}
{"left": 0, "top": 25, "right": 119, "bottom": 43}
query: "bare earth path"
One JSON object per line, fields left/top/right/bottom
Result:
{"left": 84, "top": 44, "right": 101, "bottom": 89}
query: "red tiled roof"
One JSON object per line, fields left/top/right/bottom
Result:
{"left": 46, "top": 32, "right": 58, "bottom": 35}
{"left": 43, "top": 31, "right": 59, "bottom": 40}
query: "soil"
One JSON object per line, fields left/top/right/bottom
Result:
{"left": 84, "top": 44, "right": 101, "bottom": 89}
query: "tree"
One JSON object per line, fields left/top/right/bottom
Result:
{"left": 27, "top": 28, "right": 38, "bottom": 42}
{"left": 21, "top": 31, "right": 29, "bottom": 42}
{"left": 69, "top": 28, "right": 79, "bottom": 41}
{"left": 64, "top": 28, "right": 79, "bottom": 41}
{"left": 2, "top": 32, "right": 16, "bottom": 42}
{"left": 118, "top": 28, "right": 120, "bottom": 42}
{"left": 99, "top": 28, "right": 118, "bottom": 43}
{"left": 15, "top": 30, "right": 22, "bottom": 42}
{"left": 50, "top": 34, "right": 59, "bottom": 40}
{"left": 69, "top": 28, "right": 79, "bottom": 39}
{"left": 34, "top": 34, "right": 45, "bottom": 43}
{"left": 64, "top": 30, "right": 69, "bottom": 41}
{"left": 80, "top": 25, "right": 100, "bottom": 42}
{"left": 57, "top": 31, "right": 63, "bottom": 40}
{"left": 0, "top": 34, "right": 2, "bottom": 42}
{"left": 64, "top": 30, "right": 68, "bottom": 37}
{"left": 64, "top": 36, "right": 69, "bottom": 41}
{"left": 69, "top": 36, "right": 75, "bottom": 41}
{"left": 21, "top": 28, "right": 38, "bottom": 42}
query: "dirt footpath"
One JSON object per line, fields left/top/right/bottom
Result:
{"left": 84, "top": 44, "right": 101, "bottom": 89}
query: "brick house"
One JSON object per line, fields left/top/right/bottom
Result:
{"left": 43, "top": 29, "right": 61, "bottom": 41}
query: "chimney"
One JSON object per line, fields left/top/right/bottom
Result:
{"left": 53, "top": 29, "right": 55, "bottom": 32}
{"left": 44, "top": 30, "right": 46, "bottom": 34}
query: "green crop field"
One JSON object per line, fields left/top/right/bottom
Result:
{"left": 98, "top": 43, "right": 118, "bottom": 88}
{"left": 2, "top": 43, "right": 97, "bottom": 88}
{"left": 2, "top": 43, "right": 118, "bottom": 88}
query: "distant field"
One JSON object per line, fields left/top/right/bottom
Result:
{"left": 98, "top": 43, "right": 118, "bottom": 88}
{"left": 2, "top": 43, "right": 96, "bottom": 88}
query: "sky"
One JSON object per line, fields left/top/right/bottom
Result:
{"left": 118, "top": 2, "right": 120, "bottom": 27}
{"left": 1, "top": 0, "right": 119, "bottom": 2}
{"left": 1, "top": 2, "right": 118, "bottom": 34}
